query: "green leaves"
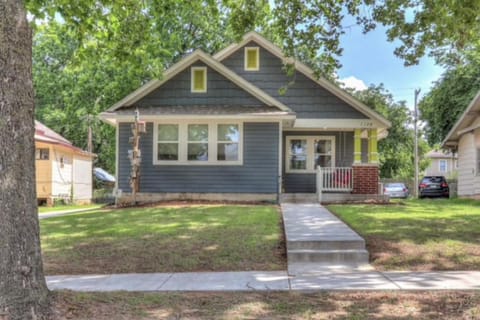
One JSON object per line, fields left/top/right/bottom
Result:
{"left": 369, "top": 0, "right": 480, "bottom": 66}
{"left": 419, "top": 52, "right": 480, "bottom": 145}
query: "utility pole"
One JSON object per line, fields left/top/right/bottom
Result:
{"left": 414, "top": 88, "right": 421, "bottom": 198}
{"left": 87, "top": 114, "right": 93, "bottom": 154}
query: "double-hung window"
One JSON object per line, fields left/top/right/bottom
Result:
{"left": 286, "top": 136, "right": 335, "bottom": 173}
{"left": 188, "top": 124, "right": 209, "bottom": 161}
{"left": 154, "top": 122, "right": 242, "bottom": 165}
{"left": 157, "top": 124, "right": 179, "bottom": 161}
{"left": 217, "top": 124, "right": 240, "bottom": 161}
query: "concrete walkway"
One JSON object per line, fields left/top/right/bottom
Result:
{"left": 281, "top": 203, "right": 370, "bottom": 275}
{"left": 39, "top": 207, "right": 102, "bottom": 219}
{"left": 46, "top": 271, "right": 480, "bottom": 292}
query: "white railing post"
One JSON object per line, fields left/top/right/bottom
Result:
{"left": 319, "top": 167, "right": 353, "bottom": 192}
{"left": 317, "top": 166, "right": 323, "bottom": 202}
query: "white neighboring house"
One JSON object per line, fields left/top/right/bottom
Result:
{"left": 443, "top": 91, "right": 480, "bottom": 199}
{"left": 424, "top": 150, "right": 457, "bottom": 179}
{"left": 35, "top": 121, "right": 95, "bottom": 205}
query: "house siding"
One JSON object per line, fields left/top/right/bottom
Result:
{"left": 282, "top": 131, "right": 367, "bottom": 193}
{"left": 221, "top": 42, "right": 368, "bottom": 119}
{"left": 51, "top": 148, "right": 73, "bottom": 198}
{"left": 118, "top": 122, "right": 279, "bottom": 194}
{"left": 136, "top": 61, "right": 266, "bottom": 107}
{"left": 457, "top": 133, "right": 477, "bottom": 196}
{"left": 424, "top": 157, "right": 457, "bottom": 178}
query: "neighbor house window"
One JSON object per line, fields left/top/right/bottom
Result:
{"left": 244, "top": 47, "right": 259, "bottom": 71}
{"left": 286, "top": 136, "right": 335, "bottom": 173}
{"left": 191, "top": 67, "right": 207, "bottom": 92}
{"left": 188, "top": 124, "right": 208, "bottom": 161}
{"left": 439, "top": 159, "right": 448, "bottom": 173}
{"left": 154, "top": 122, "right": 243, "bottom": 165}
{"left": 35, "top": 148, "right": 49, "bottom": 160}
{"left": 217, "top": 124, "right": 239, "bottom": 161}
{"left": 477, "top": 149, "right": 480, "bottom": 176}
{"left": 157, "top": 124, "right": 179, "bottom": 161}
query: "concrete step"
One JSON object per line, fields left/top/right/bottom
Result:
{"left": 281, "top": 193, "right": 318, "bottom": 203}
{"left": 287, "top": 249, "right": 369, "bottom": 264}
{"left": 287, "top": 239, "right": 365, "bottom": 251}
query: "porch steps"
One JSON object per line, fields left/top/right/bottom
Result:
{"left": 280, "top": 193, "right": 318, "bottom": 203}
{"left": 281, "top": 203, "right": 370, "bottom": 274}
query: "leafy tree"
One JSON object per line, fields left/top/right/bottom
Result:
{"left": 419, "top": 52, "right": 480, "bottom": 145}
{"left": 353, "top": 85, "right": 430, "bottom": 178}
{"left": 0, "top": 1, "right": 50, "bottom": 319}
{"left": 368, "top": 0, "right": 480, "bottom": 66}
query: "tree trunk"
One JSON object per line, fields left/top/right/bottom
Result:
{"left": 0, "top": 1, "right": 51, "bottom": 319}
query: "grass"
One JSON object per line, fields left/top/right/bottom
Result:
{"left": 50, "top": 291, "right": 480, "bottom": 319}
{"left": 40, "top": 204, "right": 285, "bottom": 275}
{"left": 327, "top": 198, "right": 480, "bottom": 271}
{"left": 38, "top": 204, "right": 103, "bottom": 214}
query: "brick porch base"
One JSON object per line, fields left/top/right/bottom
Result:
{"left": 352, "top": 164, "right": 379, "bottom": 195}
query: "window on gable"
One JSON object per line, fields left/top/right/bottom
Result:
{"left": 244, "top": 47, "right": 259, "bottom": 71}
{"left": 191, "top": 67, "right": 207, "bottom": 92}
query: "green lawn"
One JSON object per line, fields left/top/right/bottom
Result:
{"left": 38, "top": 204, "right": 103, "bottom": 214}
{"left": 52, "top": 291, "right": 480, "bottom": 319}
{"left": 328, "top": 199, "right": 480, "bottom": 271}
{"left": 40, "top": 205, "right": 285, "bottom": 275}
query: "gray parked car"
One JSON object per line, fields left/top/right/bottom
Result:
{"left": 383, "top": 182, "right": 409, "bottom": 199}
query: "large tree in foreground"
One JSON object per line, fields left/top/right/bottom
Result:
{"left": 0, "top": 0, "right": 50, "bottom": 319}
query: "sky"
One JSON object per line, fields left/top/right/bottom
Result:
{"left": 337, "top": 17, "right": 445, "bottom": 109}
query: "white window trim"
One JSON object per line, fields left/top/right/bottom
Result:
{"left": 244, "top": 47, "right": 260, "bottom": 71}
{"left": 438, "top": 159, "right": 448, "bottom": 173}
{"left": 153, "top": 120, "right": 243, "bottom": 165}
{"left": 191, "top": 66, "right": 207, "bottom": 93}
{"left": 285, "top": 136, "right": 336, "bottom": 173}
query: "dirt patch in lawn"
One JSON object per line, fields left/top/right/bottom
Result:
{"left": 367, "top": 236, "right": 480, "bottom": 271}
{"left": 50, "top": 291, "right": 480, "bottom": 319}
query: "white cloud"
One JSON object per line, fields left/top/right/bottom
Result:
{"left": 339, "top": 76, "right": 368, "bottom": 92}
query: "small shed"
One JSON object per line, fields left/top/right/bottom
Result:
{"left": 35, "top": 121, "right": 95, "bottom": 205}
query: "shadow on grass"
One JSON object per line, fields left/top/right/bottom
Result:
{"left": 53, "top": 291, "right": 480, "bottom": 320}
{"left": 40, "top": 205, "right": 286, "bottom": 275}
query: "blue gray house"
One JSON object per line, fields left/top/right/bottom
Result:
{"left": 100, "top": 32, "right": 391, "bottom": 203}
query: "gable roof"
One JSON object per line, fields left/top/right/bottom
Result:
{"left": 426, "top": 150, "right": 457, "bottom": 159}
{"left": 214, "top": 32, "right": 391, "bottom": 128}
{"left": 105, "top": 49, "right": 292, "bottom": 113}
{"left": 442, "top": 90, "right": 480, "bottom": 148}
{"left": 35, "top": 120, "right": 94, "bottom": 157}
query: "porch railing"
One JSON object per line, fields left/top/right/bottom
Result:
{"left": 316, "top": 167, "right": 353, "bottom": 201}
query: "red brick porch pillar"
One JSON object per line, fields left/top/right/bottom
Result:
{"left": 352, "top": 164, "right": 379, "bottom": 194}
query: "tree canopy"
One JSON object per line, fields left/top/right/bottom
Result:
{"left": 419, "top": 52, "right": 480, "bottom": 145}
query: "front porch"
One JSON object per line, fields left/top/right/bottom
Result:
{"left": 282, "top": 128, "right": 385, "bottom": 202}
